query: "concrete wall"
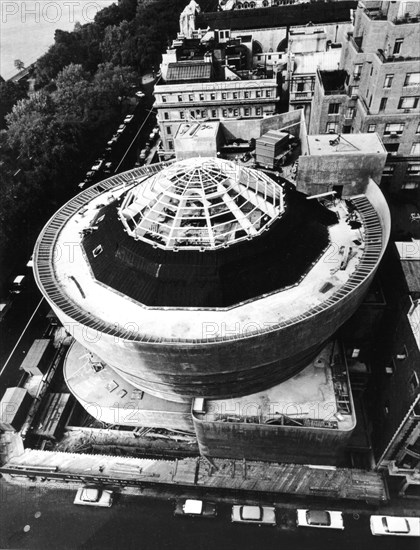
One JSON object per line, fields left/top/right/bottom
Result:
{"left": 297, "top": 149, "right": 388, "bottom": 196}
{"left": 193, "top": 415, "right": 353, "bottom": 465}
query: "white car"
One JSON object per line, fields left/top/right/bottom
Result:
{"left": 231, "top": 505, "right": 276, "bottom": 525}
{"left": 174, "top": 499, "right": 217, "bottom": 518}
{"left": 297, "top": 509, "right": 344, "bottom": 529}
{"left": 135, "top": 91, "right": 145, "bottom": 98}
{"left": 10, "top": 275, "right": 25, "bottom": 294}
{"left": 124, "top": 115, "right": 134, "bottom": 124}
{"left": 74, "top": 487, "right": 113, "bottom": 507}
{"left": 370, "top": 515, "right": 420, "bottom": 537}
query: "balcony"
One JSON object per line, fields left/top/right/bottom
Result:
{"left": 347, "top": 33, "right": 363, "bottom": 53}
{"left": 377, "top": 49, "right": 420, "bottom": 63}
{"left": 289, "top": 90, "right": 313, "bottom": 102}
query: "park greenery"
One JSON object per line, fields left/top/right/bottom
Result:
{"left": 0, "top": 0, "right": 202, "bottom": 291}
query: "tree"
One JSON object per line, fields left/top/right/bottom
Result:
{"left": 0, "top": 80, "right": 28, "bottom": 128}
{"left": 14, "top": 59, "right": 25, "bottom": 71}
{"left": 6, "top": 91, "right": 56, "bottom": 160}
{"left": 53, "top": 64, "right": 92, "bottom": 122}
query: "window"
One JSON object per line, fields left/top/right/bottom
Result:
{"left": 349, "top": 85, "right": 359, "bottom": 97}
{"left": 222, "top": 109, "right": 228, "bottom": 117}
{"left": 166, "top": 126, "right": 171, "bottom": 135}
{"left": 162, "top": 95, "right": 167, "bottom": 103}
{"left": 402, "top": 182, "right": 419, "bottom": 189}
{"left": 201, "top": 110, "right": 207, "bottom": 118}
{"left": 233, "top": 108, "right": 239, "bottom": 116}
{"left": 189, "top": 94, "right": 194, "bottom": 101}
{"left": 210, "top": 93, "right": 216, "bottom": 100}
{"left": 382, "top": 165, "right": 394, "bottom": 175}
{"left": 256, "top": 90, "right": 262, "bottom": 98}
{"left": 407, "top": 164, "right": 420, "bottom": 176}
{"left": 353, "top": 64, "right": 362, "bottom": 78}
{"left": 266, "top": 90, "right": 271, "bottom": 97}
{"left": 211, "top": 109, "right": 217, "bottom": 118}
{"left": 180, "top": 111, "right": 185, "bottom": 119}
{"left": 393, "top": 39, "right": 403, "bottom": 55}
{"left": 164, "top": 112, "right": 169, "bottom": 120}
{"left": 384, "top": 143, "right": 399, "bottom": 153}
{"left": 404, "top": 73, "right": 420, "bottom": 86}
{"left": 244, "top": 108, "right": 250, "bottom": 116}
{"left": 297, "top": 82, "right": 305, "bottom": 92}
{"left": 255, "top": 107, "right": 262, "bottom": 116}
{"left": 379, "top": 97, "right": 387, "bottom": 111}
{"left": 384, "top": 74, "right": 394, "bottom": 88}
{"left": 178, "top": 95, "right": 183, "bottom": 102}
{"left": 222, "top": 92, "right": 227, "bottom": 100}
{"left": 326, "top": 122, "right": 338, "bottom": 133}
{"left": 368, "top": 124, "right": 376, "bottom": 133}
{"left": 398, "top": 96, "right": 419, "bottom": 110}
{"left": 190, "top": 111, "right": 195, "bottom": 118}
{"left": 384, "top": 123, "right": 404, "bottom": 135}
{"left": 233, "top": 92, "right": 238, "bottom": 99}
{"left": 328, "top": 103, "right": 340, "bottom": 114}
{"left": 345, "top": 107, "right": 355, "bottom": 119}
{"left": 199, "top": 94, "right": 205, "bottom": 101}
{"left": 410, "top": 143, "right": 420, "bottom": 155}
{"left": 168, "top": 140, "right": 173, "bottom": 150}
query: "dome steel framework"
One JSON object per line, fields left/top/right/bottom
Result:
{"left": 118, "top": 157, "right": 284, "bottom": 251}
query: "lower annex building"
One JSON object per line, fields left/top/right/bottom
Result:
{"left": 33, "top": 112, "right": 390, "bottom": 465}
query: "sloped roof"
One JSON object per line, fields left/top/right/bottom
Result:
{"left": 197, "top": 1, "right": 356, "bottom": 31}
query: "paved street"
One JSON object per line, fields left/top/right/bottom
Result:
{"left": 0, "top": 480, "right": 418, "bottom": 550}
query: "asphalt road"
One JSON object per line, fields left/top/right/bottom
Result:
{"left": 0, "top": 480, "right": 418, "bottom": 550}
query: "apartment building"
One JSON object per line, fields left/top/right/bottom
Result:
{"left": 309, "top": 1, "right": 420, "bottom": 194}
{"left": 371, "top": 241, "right": 420, "bottom": 497}
{"left": 154, "top": 30, "right": 279, "bottom": 154}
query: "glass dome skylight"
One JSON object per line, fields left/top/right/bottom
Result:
{"left": 118, "top": 157, "right": 284, "bottom": 250}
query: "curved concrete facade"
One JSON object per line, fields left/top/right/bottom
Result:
{"left": 34, "top": 162, "right": 390, "bottom": 403}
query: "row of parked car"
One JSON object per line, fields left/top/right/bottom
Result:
{"left": 79, "top": 112, "right": 139, "bottom": 189}
{"left": 74, "top": 489, "right": 420, "bottom": 537}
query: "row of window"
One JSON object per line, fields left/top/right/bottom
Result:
{"left": 160, "top": 89, "right": 273, "bottom": 103}
{"left": 328, "top": 103, "right": 356, "bottom": 118}
{"left": 163, "top": 106, "right": 264, "bottom": 122}
{"left": 354, "top": 67, "right": 420, "bottom": 89}
{"left": 367, "top": 121, "right": 420, "bottom": 135}
{"left": 377, "top": 96, "right": 420, "bottom": 112}
{"left": 383, "top": 164, "right": 420, "bottom": 177}
{"left": 382, "top": 142, "right": 420, "bottom": 156}
{"left": 384, "top": 72, "right": 420, "bottom": 88}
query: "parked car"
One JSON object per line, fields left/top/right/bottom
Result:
{"left": 103, "top": 161, "right": 114, "bottom": 174}
{"left": 74, "top": 487, "right": 113, "bottom": 507}
{"left": 10, "top": 275, "right": 25, "bottom": 294}
{"left": 231, "top": 505, "right": 276, "bottom": 525}
{"left": 124, "top": 114, "right": 134, "bottom": 124}
{"left": 297, "top": 509, "right": 344, "bottom": 530}
{"left": 135, "top": 91, "right": 145, "bottom": 98}
{"left": 91, "top": 159, "right": 104, "bottom": 172}
{"left": 174, "top": 499, "right": 217, "bottom": 518}
{"left": 370, "top": 515, "right": 420, "bottom": 537}
{"left": 0, "top": 300, "right": 13, "bottom": 322}
{"left": 116, "top": 124, "right": 126, "bottom": 135}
